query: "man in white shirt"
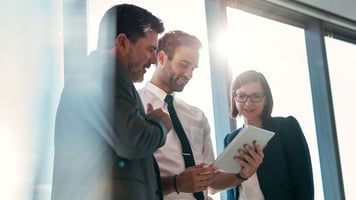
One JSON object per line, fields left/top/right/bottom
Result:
{"left": 139, "top": 30, "right": 264, "bottom": 199}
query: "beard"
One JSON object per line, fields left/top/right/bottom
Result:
{"left": 162, "top": 61, "right": 190, "bottom": 92}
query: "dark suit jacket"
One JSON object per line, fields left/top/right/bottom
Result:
{"left": 51, "top": 51, "right": 167, "bottom": 200}
{"left": 225, "top": 116, "right": 314, "bottom": 200}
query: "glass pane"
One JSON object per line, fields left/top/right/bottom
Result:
{"left": 1, "top": 1, "right": 64, "bottom": 200}
{"left": 87, "top": 0, "right": 218, "bottom": 199}
{"left": 226, "top": 8, "right": 324, "bottom": 199}
{"left": 325, "top": 37, "right": 356, "bottom": 200}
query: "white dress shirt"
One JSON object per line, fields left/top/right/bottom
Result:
{"left": 139, "top": 82, "right": 215, "bottom": 200}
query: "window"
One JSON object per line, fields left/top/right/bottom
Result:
{"left": 326, "top": 37, "right": 356, "bottom": 200}
{"left": 226, "top": 8, "right": 324, "bottom": 199}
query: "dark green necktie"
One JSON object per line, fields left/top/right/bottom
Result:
{"left": 165, "top": 94, "right": 204, "bottom": 200}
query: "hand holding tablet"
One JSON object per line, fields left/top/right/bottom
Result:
{"left": 214, "top": 125, "right": 275, "bottom": 173}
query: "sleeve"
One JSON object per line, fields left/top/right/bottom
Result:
{"left": 113, "top": 88, "right": 167, "bottom": 160}
{"left": 282, "top": 116, "right": 314, "bottom": 200}
{"left": 202, "top": 114, "right": 215, "bottom": 165}
{"left": 94, "top": 67, "right": 167, "bottom": 160}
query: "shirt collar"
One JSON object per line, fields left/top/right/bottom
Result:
{"left": 145, "top": 82, "right": 176, "bottom": 102}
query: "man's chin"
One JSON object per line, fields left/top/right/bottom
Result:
{"left": 174, "top": 85, "right": 185, "bottom": 92}
{"left": 132, "top": 76, "right": 144, "bottom": 83}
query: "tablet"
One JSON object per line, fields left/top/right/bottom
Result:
{"left": 214, "top": 125, "right": 275, "bottom": 173}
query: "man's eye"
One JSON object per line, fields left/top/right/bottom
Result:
{"left": 179, "top": 63, "right": 189, "bottom": 68}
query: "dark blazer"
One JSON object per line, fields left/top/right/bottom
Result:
{"left": 225, "top": 116, "right": 314, "bottom": 200}
{"left": 51, "top": 51, "right": 167, "bottom": 200}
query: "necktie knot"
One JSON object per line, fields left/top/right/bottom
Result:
{"left": 164, "top": 94, "right": 174, "bottom": 105}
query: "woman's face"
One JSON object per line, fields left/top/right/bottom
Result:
{"left": 234, "top": 81, "right": 266, "bottom": 122}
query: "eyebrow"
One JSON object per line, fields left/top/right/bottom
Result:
{"left": 148, "top": 45, "right": 157, "bottom": 50}
{"left": 179, "top": 60, "right": 198, "bottom": 68}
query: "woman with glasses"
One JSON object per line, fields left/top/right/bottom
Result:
{"left": 224, "top": 70, "right": 314, "bottom": 200}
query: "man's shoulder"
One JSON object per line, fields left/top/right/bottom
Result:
{"left": 137, "top": 86, "right": 148, "bottom": 94}
{"left": 138, "top": 86, "right": 155, "bottom": 98}
{"left": 175, "top": 98, "right": 207, "bottom": 118}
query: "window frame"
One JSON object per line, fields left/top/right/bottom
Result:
{"left": 205, "top": 0, "right": 356, "bottom": 199}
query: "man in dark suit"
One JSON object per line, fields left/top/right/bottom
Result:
{"left": 51, "top": 4, "right": 172, "bottom": 200}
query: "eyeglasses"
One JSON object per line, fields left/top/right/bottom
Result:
{"left": 234, "top": 93, "right": 265, "bottom": 103}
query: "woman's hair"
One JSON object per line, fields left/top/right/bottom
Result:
{"left": 230, "top": 70, "right": 273, "bottom": 121}
{"left": 97, "top": 4, "right": 165, "bottom": 49}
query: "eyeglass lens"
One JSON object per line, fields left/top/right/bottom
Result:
{"left": 235, "top": 93, "right": 264, "bottom": 102}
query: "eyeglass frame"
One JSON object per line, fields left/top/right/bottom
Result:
{"left": 234, "top": 93, "right": 265, "bottom": 103}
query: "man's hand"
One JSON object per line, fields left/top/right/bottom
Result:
{"left": 176, "top": 163, "right": 217, "bottom": 193}
{"left": 146, "top": 103, "right": 172, "bottom": 132}
{"left": 234, "top": 141, "right": 264, "bottom": 180}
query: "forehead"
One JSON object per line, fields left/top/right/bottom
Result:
{"left": 171, "top": 46, "right": 199, "bottom": 64}
{"left": 236, "top": 81, "right": 264, "bottom": 93}
{"left": 135, "top": 31, "right": 159, "bottom": 46}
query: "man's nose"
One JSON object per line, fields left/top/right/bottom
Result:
{"left": 150, "top": 52, "right": 157, "bottom": 64}
{"left": 184, "top": 68, "right": 193, "bottom": 79}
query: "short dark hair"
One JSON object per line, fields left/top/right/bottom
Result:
{"left": 230, "top": 70, "right": 273, "bottom": 121}
{"left": 157, "top": 30, "right": 202, "bottom": 60}
{"left": 97, "top": 4, "right": 164, "bottom": 49}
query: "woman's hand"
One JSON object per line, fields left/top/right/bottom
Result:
{"left": 234, "top": 141, "right": 264, "bottom": 180}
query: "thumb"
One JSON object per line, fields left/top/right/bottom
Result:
{"left": 146, "top": 103, "right": 153, "bottom": 114}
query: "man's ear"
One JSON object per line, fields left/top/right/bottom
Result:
{"left": 115, "top": 33, "right": 130, "bottom": 52}
{"left": 157, "top": 50, "right": 167, "bottom": 65}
